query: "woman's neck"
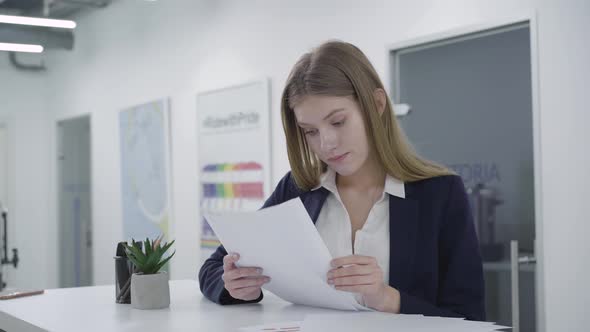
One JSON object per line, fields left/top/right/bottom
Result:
{"left": 336, "top": 155, "right": 385, "bottom": 192}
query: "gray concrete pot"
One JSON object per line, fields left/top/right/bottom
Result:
{"left": 130, "top": 272, "right": 170, "bottom": 310}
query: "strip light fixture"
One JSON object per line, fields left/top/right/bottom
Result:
{"left": 0, "top": 42, "right": 44, "bottom": 53}
{"left": 0, "top": 14, "right": 76, "bottom": 29}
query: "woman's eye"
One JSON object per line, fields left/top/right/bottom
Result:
{"left": 304, "top": 129, "right": 318, "bottom": 136}
{"left": 332, "top": 120, "right": 345, "bottom": 127}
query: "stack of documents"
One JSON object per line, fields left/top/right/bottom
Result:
{"left": 204, "top": 198, "right": 368, "bottom": 311}
{"left": 239, "top": 313, "right": 510, "bottom": 331}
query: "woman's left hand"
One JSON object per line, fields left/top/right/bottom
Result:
{"left": 327, "top": 255, "right": 400, "bottom": 313}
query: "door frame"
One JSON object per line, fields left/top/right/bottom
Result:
{"left": 54, "top": 113, "right": 93, "bottom": 287}
{"left": 0, "top": 117, "right": 16, "bottom": 286}
{"left": 0, "top": 117, "right": 13, "bottom": 215}
{"left": 385, "top": 12, "right": 544, "bottom": 332}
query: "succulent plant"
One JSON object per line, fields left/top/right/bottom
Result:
{"left": 124, "top": 235, "right": 175, "bottom": 274}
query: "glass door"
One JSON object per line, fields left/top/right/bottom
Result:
{"left": 390, "top": 23, "right": 537, "bottom": 332}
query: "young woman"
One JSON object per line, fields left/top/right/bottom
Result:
{"left": 199, "top": 41, "right": 485, "bottom": 321}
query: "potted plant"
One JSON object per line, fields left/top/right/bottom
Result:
{"left": 123, "top": 235, "right": 175, "bottom": 309}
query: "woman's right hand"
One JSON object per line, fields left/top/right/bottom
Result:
{"left": 222, "top": 252, "right": 270, "bottom": 301}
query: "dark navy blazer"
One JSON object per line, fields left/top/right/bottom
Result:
{"left": 199, "top": 172, "right": 485, "bottom": 321}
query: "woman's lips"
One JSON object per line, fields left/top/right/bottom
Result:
{"left": 328, "top": 153, "right": 348, "bottom": 162}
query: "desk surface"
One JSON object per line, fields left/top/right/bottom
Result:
{"left": 0, "top": 279, "right": 342, "bottom": 332}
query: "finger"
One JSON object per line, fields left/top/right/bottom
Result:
{"left": 223, "top": 252, "right": 240, "bottom": 270}
{"left": 223, "top": 267, "right": 263, "bottom": 282}
{"left": 334, "top": 284, "right": 372, "bottom": 293}
{"left": 231, "top": 276, "right": 271, "bottom": 290}
{"left": 331, "top": 255, "right": 377, "bottom": 268}
{"left": 329, "top": 275, "right": 375, "bottom": 287}
{"left": 232, "top": 287, "right": 262, "bottom": 299}
{"left": 327, "top": 265, "right": 374, "bottom": 279}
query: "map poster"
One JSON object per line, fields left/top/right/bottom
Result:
{"left": 197, "top": 80, "right": 271, "bottom": 261}
{"left": 119, "top": 99, "right": 173, "bottom": 243}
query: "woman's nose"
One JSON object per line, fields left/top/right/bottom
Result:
{"left": 320, "top": 130, "right": 337, "bottom": 152}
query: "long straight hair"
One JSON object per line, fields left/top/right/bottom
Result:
{"left": 281, "top": 41, "right": 453, "bottom": 191}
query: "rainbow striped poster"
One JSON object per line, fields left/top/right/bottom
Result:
{"left": 200, "top": 162, "right": 265, "bottom": 248}
{"left": 197, "top": 80, "right": 271, "bottom": 261}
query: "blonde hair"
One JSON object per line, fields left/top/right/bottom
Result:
{"left": 281, "top": 40, "right": 453, "bottom": 191}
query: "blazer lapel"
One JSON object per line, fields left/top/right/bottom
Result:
{"left": 388, "top": 191, "right": 420, "bottom": 291}
{"left": 300, "top": 188, "right": 330, "bottom": 224}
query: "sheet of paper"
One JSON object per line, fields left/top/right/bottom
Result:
{"left": 237, "top": 321, "right": 302, "bottom": 332}
{"left": 204, "top": 198, "right": 368, "bottom": 311}
{"left": 301, "top": 312, "right": 511, "bottom": 332}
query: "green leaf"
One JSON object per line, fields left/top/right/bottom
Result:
{"left": 143, "top": 249, "right": 163, "bottom": 273}
{"left": 153, "top": 250, "right": 176, "bottom": 273}
{"left": 122, "top": 237, "right": 175, "bottom": 274}
{"left": 159, "top": 240, "right": 175, "bottom": 256}
{"left": 132, "top": 239, "right": 142, "bottom": 251}
{"left": 144, "top": 238, "right": 152, "bottom": 257}
{"left": 124, "top": 244, "right": 147, "bottom": 268}
{"left": 126, "top": 255, "right": 143, "bottom": 270}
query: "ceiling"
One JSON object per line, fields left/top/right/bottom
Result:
{"left": 0, "top": 0, "right": 113, "bottom": 70}
{"left": 0, "top": 0, "right": 112, "bottom": 18}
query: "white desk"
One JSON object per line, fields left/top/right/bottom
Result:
{"left": 0, "top": 279, "right": 341, "bottom": 332}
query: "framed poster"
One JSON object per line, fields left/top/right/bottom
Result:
{"left": 119, "top": 98, "right": 173, "bottom": 243}
{"left": 197, "top": 79, "right": 271, "bottom": 260}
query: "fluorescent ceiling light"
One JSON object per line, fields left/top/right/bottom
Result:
{"left": 0, "top": 14, "right": 76, "bottom": 29}
{"left": 0, "top": 42, "right": 44, "bottom": 53}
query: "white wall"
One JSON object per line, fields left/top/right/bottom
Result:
{"left": 45, "top": 0, "right": 209, "bottom": 290}
{"left": 534, "top": 1, "right": 590, "bottom": 331}
{"left": 0, "top": 55, "right": 53, "bottom": 289}
{"left": 1, "top": 0, "right": 586, "bottom": 330}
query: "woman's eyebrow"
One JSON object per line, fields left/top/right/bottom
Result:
{"left": 297, "top": 108, "right": 346, "bottom": 126}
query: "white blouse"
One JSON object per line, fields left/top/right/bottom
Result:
{"left": 312, "top": 167, "right": 406, "bottom": 297}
